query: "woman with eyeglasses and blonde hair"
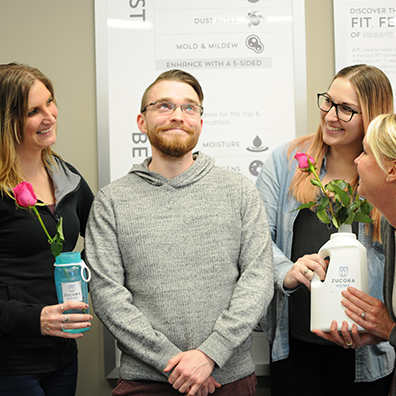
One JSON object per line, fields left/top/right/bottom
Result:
{"left": 0, "top": 62, "right": 94, "bottom": 396}
{"left": 256, "top": 64, "right": 394, "bottom": 395}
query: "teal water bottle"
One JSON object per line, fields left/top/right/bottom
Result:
{"left": 54, "top": 252, "right": 91, "bottom": 333}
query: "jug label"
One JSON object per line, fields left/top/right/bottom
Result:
{"left": 330, "top": 265, "right": 358, "bottom": 292}
{"left": 61, "top": 281, "right": 83, "bottom": 302}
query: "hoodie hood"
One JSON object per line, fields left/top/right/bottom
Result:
{"left": 129, "top": 151, "right": 215, "bottom": 188}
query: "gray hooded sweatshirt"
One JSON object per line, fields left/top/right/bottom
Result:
{"left": 85, "top": 151, "right": 274, "bottom": 385}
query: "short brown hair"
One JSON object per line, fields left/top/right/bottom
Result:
{"left": 140, "top": 69, "right": 204, "bottom": 112}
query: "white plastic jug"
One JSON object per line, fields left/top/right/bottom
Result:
{"left": 310, "top": 224, "right": 369, "bottom": 332}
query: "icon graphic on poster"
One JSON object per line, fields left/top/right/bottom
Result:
{"left": 247, "top": 0, "right": 260, "bottom": 3}
{"left": 249, "top": 160, "right": 264, "bottom": 177}
{"left": 247, "top": 135, "right": 268, "bottom": 152}
{"left": 246, "top": 35, "right": 264, "bottom": 54}
{"left": 245, "top": 11, "right": 263, "bottom": 28}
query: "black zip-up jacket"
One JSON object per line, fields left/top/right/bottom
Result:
{"left": 0, "top": 157, "right": 94, "bottom": 375}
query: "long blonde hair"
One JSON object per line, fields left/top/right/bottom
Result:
{"left": 288, "top": 64, "right": 394, "bottom": 241}
{"left": 0, "top": 62, "right": 58, "bottom": 197}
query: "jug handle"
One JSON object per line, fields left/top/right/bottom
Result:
{"left": 311, "top": 248, "right": 331, "bottom": 285}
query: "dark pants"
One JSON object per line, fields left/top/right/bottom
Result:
{"left": 270, "top": 335, "right": 393, "bottom": 396}
{"left": 0, "top": 357, "right": 78, "bottom": 396}
{"left": 112, "top": 373, "right": 257, "bottom": 396}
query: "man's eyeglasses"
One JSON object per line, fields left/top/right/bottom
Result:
{"left": 141, "top": 101, "right": 204, "bottom": 116}
{"left": 317, "top": 93, "right": 361, "bottom": 122}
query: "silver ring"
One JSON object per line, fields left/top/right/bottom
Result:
{"left": 60, "top": 304, "right": 64, "bottom": 312}
{"left": 303, "top": 269, "right": 309, "bottom": 276}
{"left": 361, "top": 311, "right": 366, "bottom": 319}
{"left": 63, "top": 315, "right": 70, "bottom": 323}
{"left": 61, "top": 324, "right": 64, "bottom": 329}
{"left": 346, "top": 340, "right": 353, "bottom": 347}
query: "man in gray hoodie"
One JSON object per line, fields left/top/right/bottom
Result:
{"left": 85, "top": 69, "right": 273, "bottom": 396}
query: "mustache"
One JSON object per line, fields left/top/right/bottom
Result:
{"left": 156, "top": 124, "right": 194, "bottom": 135}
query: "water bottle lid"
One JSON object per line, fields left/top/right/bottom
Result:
{"left": 55, "top": 252, "right": 81, "bottom": 264}
{"left": 54, "top": 252, "right": 91, "bottom": 282}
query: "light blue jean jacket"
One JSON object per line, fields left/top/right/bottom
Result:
{"left": 256, "top": 144, "right": 395, "bottom": 382}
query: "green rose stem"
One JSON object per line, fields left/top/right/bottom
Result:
{"left": 30, "top": 205, "right": 68, "bottom": 279}
{"left": 306, "top": 158, "right": 336, "bottom": 220}
{"left": 32, "top": 206, "right": 53, "bottom": 244}
{"left": 13, "top": 182, "right": 72, "bottom": 289}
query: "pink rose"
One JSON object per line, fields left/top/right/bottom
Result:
{"left": 294, "top": 151, "right": 315, "bottom": 172}
{"left": 13, "top": 181, "right": 37, "bottom": 208}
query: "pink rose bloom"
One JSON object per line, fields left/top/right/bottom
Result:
{"left": 13, "top": 181, "right": 37, "bottom": 208}
{"left": 294, "top": 151, "right": 315, "bottom": 172}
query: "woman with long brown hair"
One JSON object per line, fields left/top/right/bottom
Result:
{"left": 0, "top": 63, "right": 93, "bottom": 396}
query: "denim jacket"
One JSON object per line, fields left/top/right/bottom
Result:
{"left": 256, "top": 144, "right": 395, "bottom": 382}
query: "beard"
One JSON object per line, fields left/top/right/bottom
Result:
{"left": 146, "top": 123, "right": 200, "bottom": 158}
